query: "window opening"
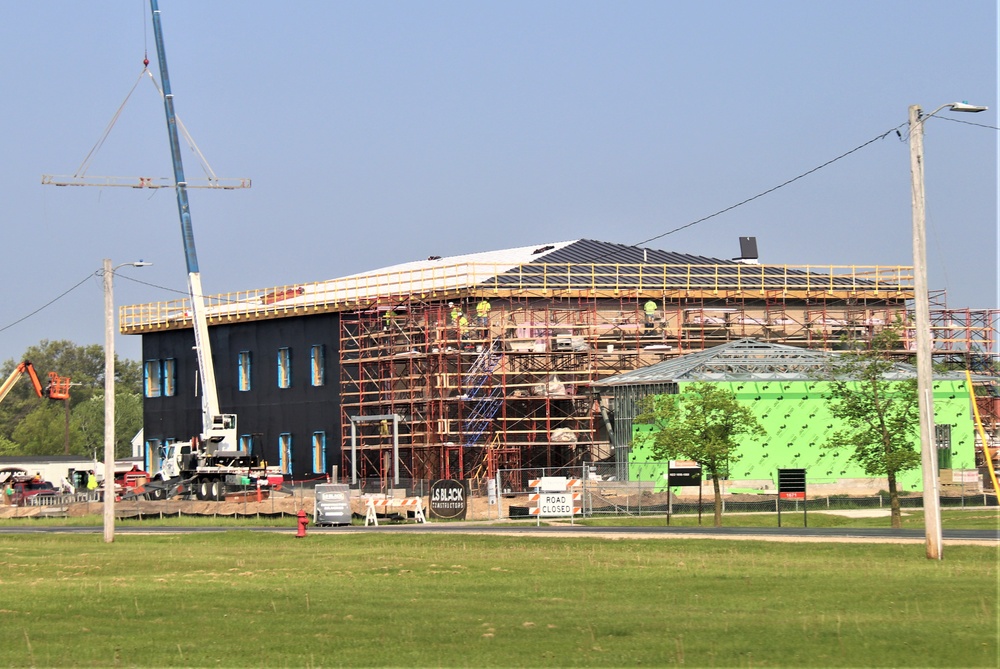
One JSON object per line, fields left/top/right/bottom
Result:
{"left": 277, "top": 348, "right": 292, "bottom": 388}
{"left": 279, "top": 433, "right": 293, "bottom": 475}
{"left": 312, "top": 431, "right": 326, "bottom": 474}
{"left": 935, "top": 424, "right": 952, "bottom": 470}
{"left": 145, "top": 439, "right": 161, "bottom": 472}
{"left": 162, "top": 359, "right": 176, "bottom": 397}
{"left": 238, "top": 351, "right": 252, "bottom": 391}
{"left": 144, "top": 360, "right": 161, "bottom": 397}
{"left": 310, "top": 345, "right": 325, "bottom": 387}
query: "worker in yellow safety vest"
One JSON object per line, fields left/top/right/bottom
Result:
{"left": 644, "top": 299, "right": 657, "bottom": 326}
{"left": 449, "top": 302, "right": 462, "bottom": 325}
{"left": 476, "top": 299, "right": 491, "bottom": 326}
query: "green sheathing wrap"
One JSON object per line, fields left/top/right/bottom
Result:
{"left": 629, "top": 379, "right": 976, "bottom": 492}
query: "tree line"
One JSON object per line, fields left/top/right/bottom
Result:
{"left": 0, "top": 340, "right": 143, "bottom": 460}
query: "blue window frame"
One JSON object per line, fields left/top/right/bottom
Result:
{"left": 145, "top": 439, "right": 160, "bottom": 472}
{"left": 312, "top": 431, "right": 326, "bottom": 474}
{"left": 143, "top": 360, "right": 161, "bottom": 397}
{"left": 144, "top": 359, "right": 175, "bottom": 398}
{"left": 277, "top": 348, "right": 291, "bottom": 389}
{"left": 238, "top": 351, "right": 252, "bottom": 392}
{"left": 310, "top": 345, "right": 325, "bottom": 387}
{"left": 162, "top": 359, "right": 176, "bottom": 397}
{"left": 279, "top": 433, "right": 293, "bottom": 475}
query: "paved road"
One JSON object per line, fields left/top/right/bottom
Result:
{"left": 1, "top": 523, "right": 997, "bottom": 544}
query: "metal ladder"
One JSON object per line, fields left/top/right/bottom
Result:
{"left": 460, "top": 338, "right": 504, "bottom": 447}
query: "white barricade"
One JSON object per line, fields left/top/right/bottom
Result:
{"left": 363, "top": 496, "right": 427, "bottom": 526}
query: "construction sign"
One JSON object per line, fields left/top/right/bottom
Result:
{"left": 528, "top": 477, "right": 582, "bottom": 519}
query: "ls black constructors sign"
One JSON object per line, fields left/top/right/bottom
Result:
{"left": 429, "top": 479, "right": 468, "bottom": 520}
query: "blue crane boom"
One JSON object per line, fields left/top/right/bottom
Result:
{"left": 149, "top": 0, "right": 236, "bottom": 453}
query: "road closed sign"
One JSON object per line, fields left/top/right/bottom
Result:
{"left": 538, "top": 492, "right": 575, "bottom": 516}
{"left": 527, "top": 476, "right": 583, "bottom": 520}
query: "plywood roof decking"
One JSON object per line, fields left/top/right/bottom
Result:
{"left": 120, "top": 239, "right": 913, "bottom": 334}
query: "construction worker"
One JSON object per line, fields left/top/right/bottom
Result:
{"left": 476, "top": 298, "right": 491, "bottom": 326}
{"left": 86, "top": 471, "right": 98, "bottom": 493}
{"left": 644, "top": 299, "right": 657, "bottom": 326}
{"left": 383, "top": 309, "right": 395, "bottom": 332}
{"left": 449, "top": 302, "right": 462, "bottom": 325}
{"left": 458, "top": 313, "right": 470, "bottom": 342}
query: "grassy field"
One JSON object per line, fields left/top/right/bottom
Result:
{"left": 0, "top": 533, "right": 995, "bottom": 667}
{"left": 581, "top": 508, "right": 1000, "bottom": 530}
{"left": 1, "top": 506, "right": 997, "bottom": 529}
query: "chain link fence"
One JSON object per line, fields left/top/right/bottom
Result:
{"left": 493, "top": 463, "right": 999, "bottom": 519}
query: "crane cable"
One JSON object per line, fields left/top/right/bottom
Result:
{"left": 72, "top": 69, "right": 147, "bottom": 179}
{"left": 70, "top": 61, "right": 222, "bottom": 182}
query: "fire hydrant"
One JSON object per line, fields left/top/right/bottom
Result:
{"left": 296, "top": 509, "right": 309, "bottom": 538}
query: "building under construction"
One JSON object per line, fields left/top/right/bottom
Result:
{"left": 123, "top": 239, "right": 998, "bottom": 486}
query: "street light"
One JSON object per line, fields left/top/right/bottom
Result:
{"left": 908, "top": 101, "right": 987, "bottom": 560}
{"left": 103, "top": 258, "right": 152, "bottom": 544}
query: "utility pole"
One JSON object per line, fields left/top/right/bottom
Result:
{"left": 908, "top": 100, "right": 987, "bottom": 560}
{"left": 103, "top": 258, "right": 115, "bottom": 543}
{"left": 103, "top": 259, "right": 151, "bottom": 543}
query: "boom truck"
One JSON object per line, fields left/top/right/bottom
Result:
{"left": 142, "top": 0, "right": 280, "bottom": 502}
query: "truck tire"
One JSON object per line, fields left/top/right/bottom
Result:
{"left": 210, "top": 479, "right": 223, "bottom": 501}
{"left": 196, "top": 480, "right": 210, "bottom": 501}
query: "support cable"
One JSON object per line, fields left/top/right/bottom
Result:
{"left": 0, "top": 274, "right": 94, "bottom": 334}
{"left": 43, "top": 60, "right": 248, "bottom": 189}
{"left": 72, "top": 69, "right": 147, "bottom": 178}
{"left": 592, "top": 123, "right": 907, "bottom": 262}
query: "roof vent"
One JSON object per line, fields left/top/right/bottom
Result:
{"left": 734, "top": 236, "right": 759, "bottom": 265}
{"left": 532, "top": 245, "right": 555, "bottom": 255}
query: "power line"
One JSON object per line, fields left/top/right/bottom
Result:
{"left": 0, "top": 274, "right": 95, "bottom": 334}
{"left": 936, "top": 115, "right": 999, "bottom": 131}
{"left": 623, "top": 123, "right": 908, "bottom": 253}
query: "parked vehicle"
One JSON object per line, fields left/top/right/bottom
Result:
{"left": 8, "top": 477, "right": 58, "bottom": 506}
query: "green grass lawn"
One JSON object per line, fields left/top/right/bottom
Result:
{"left": 580, "top": 508, "right": 1000, "bottom": 530}
{"left": 1, "top": 507, "right": 996, "bottom": 530}
{"left": 0, "top": 533, "right": 995, "bottom": 667}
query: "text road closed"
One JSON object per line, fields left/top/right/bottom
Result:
{"left": 539, "top": 493, "right": 574, "bottom": 516}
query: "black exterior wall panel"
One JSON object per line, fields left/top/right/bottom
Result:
{"left": 140, "top": 312, "right": 342, "bottom": 480}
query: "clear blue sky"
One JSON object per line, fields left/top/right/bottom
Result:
{"left": 1, "top": 1, "right": 996, "bottom": 363}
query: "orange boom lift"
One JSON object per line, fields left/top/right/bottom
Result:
{"left": 0, "top": 361, "right": 71, "bottom": 404}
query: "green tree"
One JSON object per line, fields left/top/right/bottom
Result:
{"left": 10, "top": 403, "right": 65, "bottom": 455}
{"left": 0, "top": 435, "right": 20, "bottom": 456}
{"left": 636, "top": 382, "right": 766, "bottom": 526}
{"left": 70, "top": 392, "right": 144, "bottom": 458}
{"left": 821, "top": 327, "right": 921, "bottom": 529}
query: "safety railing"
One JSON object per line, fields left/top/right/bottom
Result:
{"left": 120, "top": 262, "right": 914, "bottom": 331}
